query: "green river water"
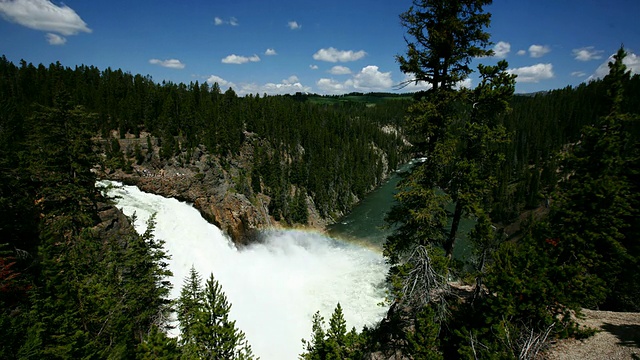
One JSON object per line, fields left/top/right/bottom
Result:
{"left": 327, "top": 160, "right": 475, "bottom": 261}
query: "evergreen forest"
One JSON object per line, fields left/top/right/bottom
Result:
{"left": 1, "top": 0, "right": 640, "bottom": 358}
{"left": 301, "top": 1, "right": 639, "bottom": 359}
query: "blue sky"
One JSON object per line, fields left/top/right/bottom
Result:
{"left": 1, "top": 0, "right": 638, "bottom": 95}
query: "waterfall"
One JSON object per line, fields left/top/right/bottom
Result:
{"left": 98, "top": 181, "right": 389, "bottom": 360}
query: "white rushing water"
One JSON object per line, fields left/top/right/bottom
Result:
{"left": 98, "top": 181, "right": 389, "bottom": 360}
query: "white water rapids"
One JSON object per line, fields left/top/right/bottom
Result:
{"left": 98, "top": 181, "right": 389, "bottom": 359}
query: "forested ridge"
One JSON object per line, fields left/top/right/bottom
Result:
{"left": 1, "top": 4, "right": 640, "bottom": 356}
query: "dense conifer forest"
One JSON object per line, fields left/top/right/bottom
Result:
{"left": 1, "top": 1, "right": 639, "bottom": 357}
{"left": 300, "top": 1, "right": 638, "bottom": 359}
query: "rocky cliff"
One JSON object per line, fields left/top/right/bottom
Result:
{"left": 100, "top": 134, "right": 329, "bottom": 245}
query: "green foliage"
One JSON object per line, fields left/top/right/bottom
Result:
{"left": 387, "top": 4, "right": 515, "bottom": 307}
{"left": 134, "top": 142, "right": 145, "bottom": 165}
{"left": 0, "top": 91, "right": 176, "bottom": 357}
{"left": 19, "top": 212, "right": 174, "bottom": 359}
{"left": 176, "top": 267, "right": 255, "bottom": 360}
{"left": 137, "top": 325, "right": 181, "bottom": 360}
{"left": 541, "top": 47, "right": 640, "bottom": 311}
{"left": 405, "top": 305, "right": 443, "bottom": 360}
{"left": 1, "top": 55, "right": 413, "bottom": 226}
{"left": 397, "top": 0, "right": 493, "bottom": 91}
{"left": 301, "top": 303, "right": 365, "bottom": 360}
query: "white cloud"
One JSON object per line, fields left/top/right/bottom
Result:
{"left": 455, "top": 78, "right": 473, "bottom": 90}
{"left": 572, "top": 46, "right": 604, "bottom": 61}
{"left": 260, "top": 81, "right": 311, "bottom": 95}
{"left": 508, "top": 63, "right": 554, "bottom": 83}
{"left": 571, "top": 71, "right": 586, "bottom": 77}
{"left": 309, "top": 64, "right": 319, "bottom": 70}
{"left": 517, "top": 49, "right": 526, "bottom": 56}
{"left": 0, "top": 0, "right": 91, "bottom": 36}
{"left": 149, "top": 58, "right": 186, "bottom": 69}
{"left": 352, "top": 65, "right": 393, "bottom": 89}
{"left": 493, "top": 41, "right": 511, "bottom": 58}
{"left": 316, "top": 78, "right": 350, "bottom": 94}
{"left": 45, "top": 32, "right": 65, "bottom": 45}
{"left": 317, "top": 65, "right": 393, "bottom": 94}
{"left": 328, "top": 65, "right": 351, "bottom": 75}
{"left": 221, "top": 54, "right": 261, "bottom": 64}
{"left": 313, "top": 47, "right": 367, "bottom": 63}
{"left": 589, "top": 51, "right": 640, "bottom": 80}
{"left": 214, "top": 16, "right": 238, "bottom": 26}
{"left": 205, "top": 74, "right": 312, "bottom": 96}
{"left": 206, "top": 75, "right": 235, "bottom": 88}
{"left": 265, "top": 48, "right": 277, "bottom": 56}
{"left": 235, "top": 78, "right": 312, "bottom": 96}
{"left": 288, "top": 20, "right": 300, "bottom": 30}
{"left": 528, "top": 44, "right": 551, "bottom": 58}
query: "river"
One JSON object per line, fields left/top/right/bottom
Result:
{"left": 328, "top": 159, "right": 475, "bottom": 261}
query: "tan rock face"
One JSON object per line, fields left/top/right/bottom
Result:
{"left": 99, "top": 138, "right": 280, "bottom": 245}
{"left": 109, "top": 169, "right": 270, "bottom": 246}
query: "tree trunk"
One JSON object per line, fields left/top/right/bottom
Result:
{"left": 445, "top": 201, "right": 463, "bottom": 259}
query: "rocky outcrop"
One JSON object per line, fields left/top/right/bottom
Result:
{"left": 94, "top": 201, "right": 136, "bottom": 240}
{"left": 101, "top": 136, "right": 273, "bottom": 245}
{"left": 108, "top": 166, "right": 271, "bottom": 246}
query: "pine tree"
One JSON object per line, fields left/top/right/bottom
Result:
{"left": 300, "top": 304, "right": 364, "bottom": 360}
{"left": 386, "top": 0, "right": 513, "bottom": 313}
{"left": 325, "top": 303, "right": 347, "bottom": 359}
{"left": 177, "top": 266, "right": 203, "bottom": 357}
{"left": 176, "top": 268, "right": 255, "bottom": 359}
{"left": 544, "top": 47, "right": 640, "bottom": 310}
{"left": 405, "top": 305, "right": 443, "bottom": 360}
{"left": 137, "top": 325, "right": 181, "bottom": 360}
{"left": 396, "top": 0, "right": 493, "bottom": 91}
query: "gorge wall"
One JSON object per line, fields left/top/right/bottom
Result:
{"left": 101, "top": 133, "right": 390, "bottom": 244}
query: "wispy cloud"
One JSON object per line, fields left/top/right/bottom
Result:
{"left": 288, "top": 20, "right": 301, "bottom": 30}
{"left": 492, "top": 41, "right": 511, "bottom": 58}
{"left": 149, "top": 59, "right": 186, "bottom": 69}
{"left": 0, "top": 0, "right": 91, "bottom": 36}
{"left": 214, "top": 16, "right": 238, "bottom": 26}
{"left": 572, "top": 46, "right": 604, "bottom": 61}
{"left": 528, "top": 44, "right": 551, "bottom": 58}
{"left": 46, "top": 32, "right": 66, "bottom": 45}
{"left": 508, "top": 63, "right": 554, "bottom": 83}
{"left": 517, "top": 50, "right": 527, "bottom": 56}
{"left": 221, "top": 54, "right": 261, "bottom": 64}
{"left": 265, "top": 48, "right": 277, "bottom": 56}
{"left": 571, "top": 71, "right": 586, "bottom": 77}
{"left": 309, "top": 64, "right": 319, "bottom": 70}
{"left": 313, "top": 47, "right": 367, "bottom": 63}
